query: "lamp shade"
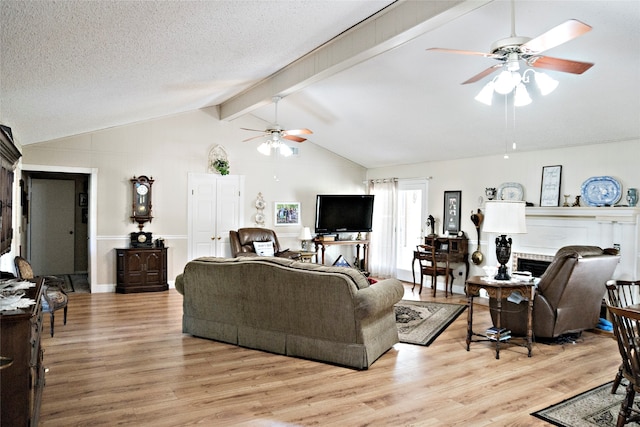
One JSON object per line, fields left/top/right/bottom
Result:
{"left": 483, "top": 200, "right": 527, "bottom": 234}
{"left": 299, "top": 226, "right": 312, "bottom": 240}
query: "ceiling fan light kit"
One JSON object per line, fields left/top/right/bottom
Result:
{"left": 428, "top": 0, "right": 593, "bottom": 106}
{"left": 242, "top": 96, "right": 312, "bottom": 157}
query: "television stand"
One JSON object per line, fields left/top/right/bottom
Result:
{"left": 313, "top": 238, "right": 370, "bottom": 272}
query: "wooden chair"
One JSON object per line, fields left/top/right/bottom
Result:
{"left": 413, "top": 241, "right": 454, "bottom": 297}
{"left": 14, "top": 256, "right": 68, "bottom": 337}
{"left": 607, "top": 305, "right": 640, "bottom": 427}
{"left": 607, "top": 280, "right": 640, "bottom": 394}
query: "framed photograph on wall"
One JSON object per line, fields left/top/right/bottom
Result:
{"left": 443, "top": 191, "right": 461, "bottom": 234}
{"left": 540, "top": 165, "right": 562, "bottom": 207}
{"left": 274, "top": 202, "right": 301, "bottom": 226}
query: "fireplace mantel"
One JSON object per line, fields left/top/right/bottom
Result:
{"left": 526, "top": 207, "right": 640, "bottom": 222}
{"left": 508, "top": 206, "right": 640, "bottom": 280}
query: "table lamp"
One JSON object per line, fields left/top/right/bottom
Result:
{"left": 482, "top": 200, "right": 527, "bottom": 280}
{"left": 299, "top": 226, "right": 312, "bottom": 250}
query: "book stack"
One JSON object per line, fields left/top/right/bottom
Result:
{"left": 485, "top": 326, "right": 511, "bottom": 341}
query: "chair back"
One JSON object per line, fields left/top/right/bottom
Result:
{"left": 607, "top": 280, "right": 640, "bottom": 308}
{"left": 608, "top": 305, "right": 640, "bottom": 386}
{"left": 229, "top": 228, "right": 282, "bottom": 257}
{"left": 14, "top": 256, "right": 35, "bottom": 280}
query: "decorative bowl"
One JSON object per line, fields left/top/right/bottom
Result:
{"left": 482, "top": 266, "right": 498, "bottom": 278}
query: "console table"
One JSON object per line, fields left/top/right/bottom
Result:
{"left": 425, "top": 235, "right": 469, "bottom": 280}
{"left": 116, "top": 247, "right": 168, "bottom": 293}
{"left": 465, "top": 276, "right": 534, "bottom": 359}
{"left": 314, "top": 239, "right": 369, "bottom": 272}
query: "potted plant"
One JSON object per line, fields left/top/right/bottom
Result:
{"left": 212, "top": 159, "right": 229, "bottom": 175}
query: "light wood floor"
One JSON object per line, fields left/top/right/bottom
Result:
{"left": 39, "top": 283, "right": 620, "bottom": 426}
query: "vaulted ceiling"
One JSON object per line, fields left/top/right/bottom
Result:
{"left": 2, "top": 1, "right": 639, "bottom": 168}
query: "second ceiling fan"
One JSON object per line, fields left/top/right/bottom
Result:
{"left": 242, "top": 96, "right": 312, "bottom": 156}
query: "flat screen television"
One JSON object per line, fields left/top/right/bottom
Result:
{"left": 315, "top": 194, "right": 374, "bottom": 234}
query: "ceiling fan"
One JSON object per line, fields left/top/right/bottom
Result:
{"left": 241, "top": 96, "right": 312, "bottom": 147}
{"left": 427, "top": 0, "right": 594, "bottom": 86}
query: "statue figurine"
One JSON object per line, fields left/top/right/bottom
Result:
{"left": 426, "top": 215, "right": 436, "bottom": 237}
{"left": 572, "top": 195, "right": 581, "bottom": 207}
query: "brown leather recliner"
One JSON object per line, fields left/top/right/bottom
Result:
{"left": 229, "top": 228, "right": 300, "bottom": 259}
{"left": 490, "top": 246, "right": 620, "bottom": 339}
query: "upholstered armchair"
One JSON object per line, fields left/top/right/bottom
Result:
{"left": 14, "top": 256, "right": 69, "bottom": 337}
{"left": 229, "top": 228, "right": 300, "bottom": 259}
{"left": 490, "top": 246, "right": 619, "bottom": 339}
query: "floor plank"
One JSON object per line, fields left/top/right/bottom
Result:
{"left": 38, "top": 283, "right": 620, "bottom": 426}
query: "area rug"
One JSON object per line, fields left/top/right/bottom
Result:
{"left": 532, "top": 381, "right": 635, "bottom": 426}
{"left": 394, "top": 300, "right": 466, "bottom": 346}
{"left": 68, "top": 273, "right": 90, "bottom": 293}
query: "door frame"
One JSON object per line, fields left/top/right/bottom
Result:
{"left": 22, "top": 164, "right": 98, "bottom": 292}
{"left": 396, "top": 178, "right": 429, "bottom": 282}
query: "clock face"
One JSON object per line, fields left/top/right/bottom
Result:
{"left": 136, "top": 184, "right": 149, "bottom": 195}
{"left": 138, "top": 233, "right": 147, "bottom": 243}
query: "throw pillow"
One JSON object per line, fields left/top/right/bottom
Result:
{"left": 253, "top": 241, "right": 275, "bottom": 256}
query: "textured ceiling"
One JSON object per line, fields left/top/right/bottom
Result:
{"left": 1, "top": 1, "right": 639, "bottom": 168}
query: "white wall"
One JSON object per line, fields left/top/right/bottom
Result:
{"left": 367, "top": 139, "right": 640, "bottom": 281}
{"left": 19, "top": 107, "right": 367, "bottom": 291}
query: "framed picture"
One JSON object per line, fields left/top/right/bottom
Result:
{"left": 443, "top": 191, "right": 461, "bottom": 234}
{"left": 79, "top": 192, "right": 88, "bottom": 207}
{"left": 332, "top": 255, "right": 351, "bottom": 267}
{"left": 274, "top": 202, "right": 301, "bottom": 226}
{"left": 540, "top": 165, "right": 562, "bottom": 207}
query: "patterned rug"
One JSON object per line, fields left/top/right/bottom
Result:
{"left": 394, "top": 300, "right": 466, "bottom": 346}
{"left": 532, "top": 381, "right": 635, "bottom": 426}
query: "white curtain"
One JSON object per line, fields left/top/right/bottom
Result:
{"left": 368, "top": 179, "right": 398, "bottom": 278}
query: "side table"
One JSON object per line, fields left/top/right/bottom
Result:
{"left": 465, "top": 275, "right": 535, "bottom": 359}
{"left": 296, "top": 251, "right": 317, "bottom": 263}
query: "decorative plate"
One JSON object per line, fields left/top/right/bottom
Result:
{"left": 580, "top": 176, "right": 622, "bottom": 206}
{"left": 497, "top": 182, "right": 524, "bottom": 201}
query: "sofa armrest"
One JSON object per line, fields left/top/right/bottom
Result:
{"left": 175, "top": 274, "right": 185, "bottom": 295}
{"left": 354, "top": 279, "right": 404, "bottom": 319}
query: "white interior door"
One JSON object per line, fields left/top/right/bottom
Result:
{"left": 29, "top": 178, "right": 75, "bottom": 275}
{"left": 188, "top": 173, "right": 243, "bottom": 260}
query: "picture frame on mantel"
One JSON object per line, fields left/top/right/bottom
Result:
{"left": 443, "top": 191, "right": 461, "bottom": 234}
{"left": 540, "top": 165, "right": 562, "bottom": 207}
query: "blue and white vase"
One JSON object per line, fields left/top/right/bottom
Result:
{"left": 627, "top": 188, "right": 638, "bottom": 207}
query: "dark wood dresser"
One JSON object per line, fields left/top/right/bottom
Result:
{"left": 116, "top": 247, "right": 168, "bottom": 293}
{"left": 0, "top": 278, "right": 45, "bottom": 427}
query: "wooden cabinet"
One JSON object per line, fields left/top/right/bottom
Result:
{"left": 0, "top": 125, "right": 21, "bottom": 256}
{"left": 0, "top": 278, "right": 45, "bottom": 427}
{"left": 425, "top": 235, "right": 469, "bottom": 280}
{"left": 116, "top": 248, "right": 168, "bottom": 293}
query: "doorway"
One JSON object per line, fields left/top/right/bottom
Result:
{"left": 395, "top": 179, "right": 428, "bottom": 282}
{"left": 20, "top": 167, "right": 94, "bottom": 291}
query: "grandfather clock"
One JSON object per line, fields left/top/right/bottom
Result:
{"left": 118, "top": 174, "right": 167, "bottom": 293}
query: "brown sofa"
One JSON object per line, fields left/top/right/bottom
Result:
{"left": 229, "top": 227, "right": 300, "bottom": 259}
{"left": 490, "top": 246, "right": 619, "bottom": 339}
{"left": 175, "top": 256, "right": 404, "bottom": 369}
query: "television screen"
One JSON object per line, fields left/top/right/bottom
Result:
{"left": 315, "top": 195, "right": 374, "bottom": 234}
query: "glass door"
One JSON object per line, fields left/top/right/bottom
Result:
{"left": 396, "top": 179, "right": 428, "bottom": 282}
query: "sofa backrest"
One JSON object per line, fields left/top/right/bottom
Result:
{"left": 179, "top": 257, "right": 372, "bottom": 343}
